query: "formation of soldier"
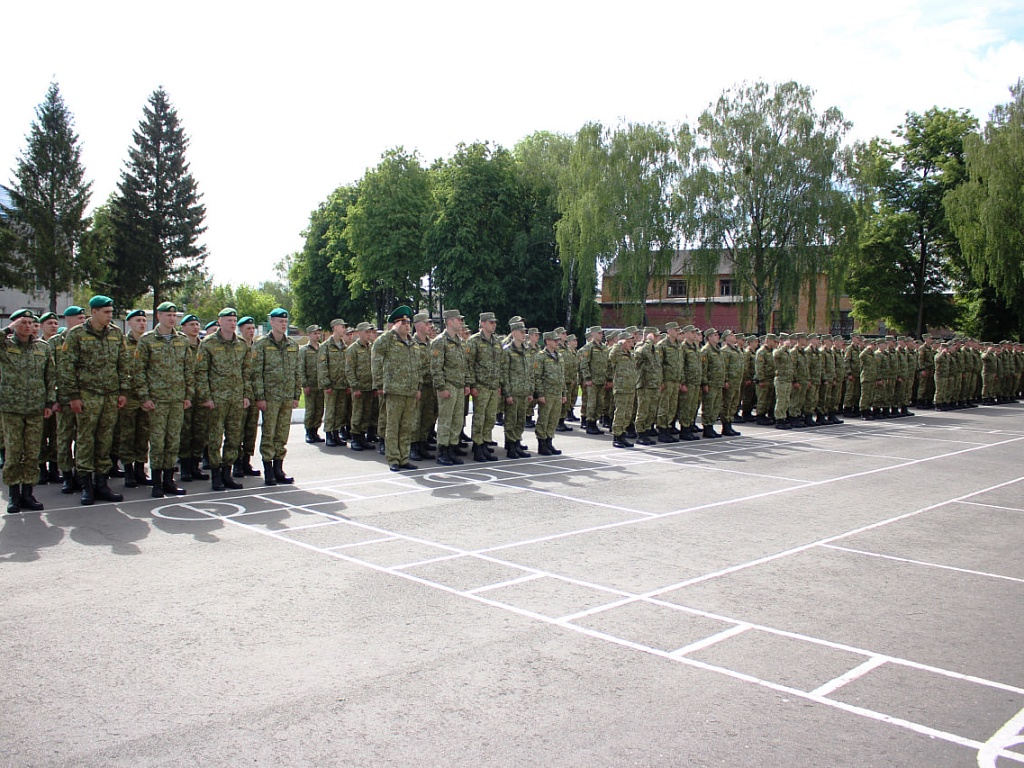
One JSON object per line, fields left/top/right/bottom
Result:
{"left": 3, "top": 301, "right": 1023, "bottom": 512}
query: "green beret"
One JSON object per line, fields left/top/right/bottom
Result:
{"left": 269, "top": 308, "right": 288, "bottom": 319}
{"left": 89, "top": 295, "right": 114, "bottom": 309}
{"left": 156, "top": 301, "right": 177, "bottom": 313}
{"left": 238, "top": 316, "right": 255, "bottom": 327}
{"left": 63, "top": 306, "right": 84, "bottom": 317}
{"left": 125, "top": 309, "right": 146, "bottom": 321}
{"left": 305, "top": 324, "right": 321, "bottom": 334}
{"left": 479, "top": 311, "right": 497, "bottom": 323}
{"left": 204, "top": 320, "right": 219, "bottom": 331}
{"left": 180, "top": 314, "right": 199, "bottom": 326}
{"left": 218, "top": 307, "right": 238, "bottom": 318}
{"left": 38, "top": 312, "right": 57, "bottom": 323}
{"left": 586, "top": 325, "right": 603, "bottom": 335}
{"left": 412, "top": 312, "right": 430, "bottom": 324}
{"left": 9, "top": 309, "right": 35, "bottom": 321}
{"left": 387, "top": 305, "right": 414, "bottom": 323}
{"left": 442, "top": 309, "right": 463, "bottom": 321}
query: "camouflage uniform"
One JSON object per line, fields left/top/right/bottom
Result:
{"left": 318, "top": 335, "right": 350, "bottom": 438}
{"left": 531, "top": 342, "right": 566, "bottom": 447}
{"left": 346, "top": 337, "right": 375, "bottom": 437}
{"left": 377, "top": 329, "right": 422, "bottom": 466}
{"left": 700, "top": 339, "right": 725, "bottom": 430}
{"left": 609, "top": 339, "right": 637, "bottom": 439}
{"left": 773, "top": 342, "right": 794, "bottom": 424}
{"left": 430, "top": 329, "right": 468, "bottom": 449}
{"left": 578, "top": 334, "right": 610, "bottom": 429}
{"left": 634, "top": 336, "right": 662, "bottom": 437}
{"left": 116, "top": 330, "right": 151, "bottom": 470}
{"left": 465, "top": 328, "right": 502, "bottom": 446}
{"left": 656, "top": 333, "right": 684, "bottom": 435}
{"left": 252, "top": 332, "right": 302, "bottom": 462}
{"left": 300, "top": 339, "right": 324, "bottom": 438}
{"left": 134, "top": 328, "right": 194, "bottom": 474}
{"left": 1, "top": 333, "right": 55, "bottom": 487}
{"left": 195, "top": 331, "right": 252, "bottom": 469}
{"left": 754, "top": 341, "right": 777, "bottom": 421}
{"left": 178, "top": 335, "right": 210, "bottom": 473}
{"left": 680, "top": 337, "right": 703, "bottom": 430}
{"left": 500, "top": 337, "right": 532, "bottom": 452}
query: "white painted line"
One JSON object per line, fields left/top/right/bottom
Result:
{"left": 556, "top": 596, "right": 639, "bottom": 623}
{"left": 820, "top": 544, "right": 1024, "bottom": 585}
{"left": 392, "top": 552, "right": 468, "bottom": 569}
{"left": 960, "top": 501, "right": 1024, "bottom": 514}
{"left": 810, "top": 655, "right": 888, "bottom": 697}
{"left": 490, "top": 481, "right": 658, "bottom": 518}
{"left": 669, "top": 624, "right": 751, "bottom": 657}
{"left": 978, "top": 705, "right": 1024, "bottom": 768}
{"left": 277, "top": 519, "right": 350, "bottom": 533}
{"left": 325, "top": 536, "right": 398, "bottom": 551}
{"left": 466, "top": 572, "right": 547, "bottom": 594}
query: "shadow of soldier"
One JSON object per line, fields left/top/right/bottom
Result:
{"left": 0, "top": 512, "right": 65, "bottom": 563}
{"left": 45, "top": 505, "right": 150, "bottom": 556}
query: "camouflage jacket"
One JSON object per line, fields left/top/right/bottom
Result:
{"left": 608, "top": 341, "right": 637, "bottom": 394}
{"left": 346, "top": 340, "right": 373, "bottom": 391}
{"left": 755, "top": 346, "right": 776, "bottom": 382}
{"left": 375, "top": 331, "right": 421, "bottom": 396}
{"left": 501, "top": 341, "right": 533, "bottom": 397}
{"left": 682, "top": 342, "right": 702, "bottom": 386}
{"left": 656, "top": 337, "right": 684, "bottom": 382}
{"left": 195, "top": 331, "right": 253, "bottom": 405}
{"left": 430, "top": 331, "right": 468, "bottom": 393}
{"left": 60, "top": 320, "right": 131, "bottom": 399}
{"left": 465, "top": 331, "right": 503, "bottom": 389}
{"left": 252, "top": 332, "right": 302, "bottom": 402}
{"left": 133, "top": 329, "right": 194, "bottom": 403}
{"left": 773, "top": 346, "right": 793, "bottom": 381}
{"left": 531, "top": 348, "right": 566, "bottom": 397}
{"left": 578, "top": 340, "right": 609, "bottom": 383}
{"left": 318, "top": 338, "right": 348, "bottom": 390}
{"left": 700, "top": 343, "right": 725, "bottom": 386}
{"left": 299, "top": 343, "right": 320, "bottom": 389}
{"left": 635, "top": 340, "right": 662, "bottom": 389}
{"left": 0, "top": 334, "right": 55, "bottom": 413}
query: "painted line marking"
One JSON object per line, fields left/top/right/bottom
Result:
{"left": 324, "top": 536, "right": 398, "bottom": 551}
{"left": 820, "top": 544, "right": 1024, "bottom": 585}
{"left": 978, "top": 705, "right": 1024, "bottom": 768}
{"left": 668, "top": 624, "right": 752, "bottom": 658}
{"left": 811, "top": 655, "right": 889, "bottom": 697}
{"left": 465, "top": 573, "right": 547, "bottom": 594}
{"left": 960, "top": 501, "right": 1024, "bottom": 514}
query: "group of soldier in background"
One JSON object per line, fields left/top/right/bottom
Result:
{"left": 3, "top": 301, "right": 1023, "bottom": 514}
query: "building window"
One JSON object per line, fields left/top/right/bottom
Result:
{"left": 830, "top": 310, "right": 853, "bottom": 336}
{"left": 719, "top": 279, "right": 733, "bottom": 296}
{"left": 667, "top": 280, "right": 687, "bottom": 298}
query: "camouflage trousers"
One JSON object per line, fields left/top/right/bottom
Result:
{"left": 207, "top": 401, "right": 244, "bottom": 468}
{"left": 844, "top": 376, "right": 861, "bottom": 410}
{"left": 680, "top": 384, "right": 701, "bottom": 427}
{"left": 323, "top": 390, "right": 350, "bottom": 433}
{"left": 722, "top": 381, "right": 742, "bottom": 422}
{"left": 416, "top": 385, "right": 437, "bottom": 443}
{"left": 74, "top": 392, "right": 120, "bottom": 474}
{"left": 789, "top": 382, "right": 807, "bottom": 418}
{"left": 657, "top": 383, "right": 681, "bottom": 429}
{"left": 350, "top": 391, "right": 375, "bottom": 435}
{"left": 756, "top": 382, "right": 775, "bottom": 418}
{"left": 561, "top": 383, "right": 579, "bottom": 419}
{"left": 503, "top": 395, "right": 528, "bottom": 443}
{"left": 917, "top": 371, "right": 934, "bottom": 405}
{"left": 535, "top": 393, "right": 562, "bottom": 440}
{"left": 700, "top": 384, "right": 723, "bottom": 426}
{"left": 240, "top": 402, "right": 260, "bottom": 457}
{"left": 259, "top": 401, "right": 292, "bottom": 461}
{"left": 39, "top": 413, "right": 57, "bottom": 464}
{"left": 385, "top": 394, "right": 418, "bottom": 465}
{"left": 612, "top": 391, "right": 634, "bottom": 436}
{"left": 436, "top": 389, "right": 466, "bottom": 447}
{"left": 774, "top": 379, "right": 793, "bottom": 421}
{"left": 179, "top": 401, "right": 210, "bottom": 461}
{"left": 56, "top": 406, "right": 77, "bottom": 472}
{"left": 303, "top": 389, "right": 325, "bottom": 432}
{"left": 805, "top": 383, "right": 820, "bottom": 415}
{"left": 149, "top": 401, "right": 185, "bottom": 470}
{"left": 2, "top": 412, "right": 44, "bottom": 486}
{"left": 636, "top": 387, "right": 660, "bottom": 432}
{"left": 471, "top": 387, "right": 499, "bottom": 445}
{"left": 582, "top": 383, "right": 607, "bottom": 422}
{"left": 117, "top": 399, "right": 150, "bottom": 464}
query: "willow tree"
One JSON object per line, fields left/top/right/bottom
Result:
{"left": 676, "top": 81, "right": 855, "bottom": 334}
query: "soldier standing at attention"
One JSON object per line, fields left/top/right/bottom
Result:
{"left": 135, "top": 302, "right": 192, "bottom": 498}
{"left": 318, "top": 319, "right": 349, "bottom": 448}
{"left": 655, "top": 322, "right": 684, "bottom": 443}
{"left": 430, "top": 309, "right": 470, "bottom": 466}
{"left": 804, "top": 335, "right": 823, "bottom": 426}
{"left": 59, "top": 295, "right": 130, "bottom": 505}
{"left": 253, "top": 308, "right": 301, "bottom": 485}
{"left": 195, "top": 308, "right": 251, "bottom": 491}
{"left": 300, "top": 324, "right": 325, "bottom": 444}
{"left": 634, "top": 327, "right": 662, "bottom": 445}
{"left": 409, "top": 313, "right": 436, "bottom": 461}
{"left": 754, "top": 333, "right": 777, "bottom": 425}
{"left": 2, "top": 310, "right": 56, "bottom": 514}
{"left": 119, "top": 309, "right": 153, "bottom": 489}
{"left": 233, "top": 317, "right": 262, "bottom": 477}
{"left": 465, "top": 311, "right": 502, "bottom": 462}
{"left": 177, "top": 314, "right": 210, "bottom": 483}
{"left": 532, "top": 331, "right": 567, "bottom": 455}
{"left": 772, "top": 333, "right": 795, "bottom": 429}
{"left": 346, "top": 322, "right": 376, "bottom": 450}
{"left": 699, "top": 328, "right": 725, "bottom": 438}
{"left": 859, "top": 339, "right": 880, "bottom": 418}
{"left": 609, "top": 331, "right": 638, "bottom": 448}
{"left": 370, "top": 322, "right": 391, "bottom": 455}
{"left": 54, "top": 306, "right": 85, "bottom": 493}
{"left": 677, "top": 326, "right": 702, "bottom": 439}
{"left": 558, "top": 334, "right": 580, "bottom": 431}
{"left": 376, "top": 306, "right": 421, "bottom": 471}
{"left": 844, "top": 334, "right": 862, "bottom": 415}
{"left": 36, "top": 312, "right": 61, "bottom": 486}
{"left": 500, "top": 322, "right": 533, "bottom": 459}
{"left": 719, "top": 330, "right": 744, "bottom": 436}
{"left": 578, "top": 325, "right": 609, "bottom": 435}
{"left": 788, "top": 334, "right": 810, "bottom": 428}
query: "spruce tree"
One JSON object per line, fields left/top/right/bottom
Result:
{"left": 110, "top": 87, "right": 206, "bottom": 311}
{"left": 0, "top": 82, "right": 92, "bottom": 310}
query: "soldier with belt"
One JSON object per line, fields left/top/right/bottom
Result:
{"left": 859, "top": 339, "right": 881, "bottom": 418}
{"left": 177, "top": 314, "right": 210, "bottom": 482}
{"left": 300, "top": 324, "right": 325, "bottom": 444}
{"left": 410, "top": 313, "right": 436, "bottom": 461}
{"left": 578, "top": 325, "right": 609, "bottom": 435}
{"left": 655, "top": 322, "right": 684, "bottom": 443}
{"left": 772, "top": 333, "right": 795, "bottom": 429}
{"left": 500, "top": 322, "right": 533, "bottom": 459}
{"left": 465, "top": 311, "right": 502, "bottom": 462}
{"left": 532, "top": 331, "right": 567, "bottom": 455}
{"left": 377, "top": 306, "right": 421, "bottom": 471}
{"left": 699, "top": 328, "right": 725, "bottom": 438}
{"left": 253, "top": 308, "right": 301, "bottom": 485}
{"left": 755, "top": 333, "right": 777, "bottom": 425}
{"left": 844, "top": 334, "right": 862, "bottom": 415}
{"left": 119, "top": 308, "right": 153, "bottom": 488}
{"left": 558, "top": 334, "right": 579, "bottom": 431}
{"left": 430, "top": 310, "right": 469, "bottom": 465}
{"left": 233, "top": 316, "right": 262, "bottom": 477}
{"left": 609, "top": 331, "right": 638, "bottom": 448}
{"left": 318, "top": 319, "right": 350, "bottom": 448}
{"left": 719, "top": 330, "right": 743, "bottom": 436}
{"left": 54, "top": 305, "right": 85, "bottom": 493}
{"left": 36, "top": 311, "right": 61, "bottom": 486}
{"left": 633, "top": 326, "right": 662, "bottom": 445}
{"left": 346, "top": 322, "right": 376, "bottom": 449}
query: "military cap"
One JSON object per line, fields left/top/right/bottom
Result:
{"left": 180, "top": 314, "right": 199, "bottom": 326}
{"left": 720, "top": 329, "right": 733, "bottom": 337}
{"left": 832, "top": 335, "right": 843, "bottom": 341}
{"left": 746, "top": 335, "right": 758, "bottom": 341}
{"left": 238, "top": 316, "right": 255, "bottom": 327}
{"left": 9, "top": 309, "right": 35, "bottom": 321}
{"left": 542, "top": 331, "right": 558, "bottom": 341}
{"left": 204, "top": 320, "right": 219, "bottom": 331}
{"left": 478, "top": 311, "right": 497, "bottom": 323}
{"left": 643, "top": 326, "right": 658, "bottom": 335}
{"left": 89, "top": 295, "right": 114, "bottom": 309}
{"left": 922, "top": 333, "right": 932, "bottom": 340}
{"left": 704, "top": 327, "right": 719, "bottom": 338}
{"left": 851, "top": 333, "right": 862, "bottom": 339}
{"left": 330, "top": 318, "right": 347, "bottom": 328}
{"left": 616, "top": 331, "right": 632, "bottom": 341}
{"left": 664, "top": 322, "right": 679, "bottom": 330}
{"left": 509, "top": 322, "right": 526, "bottom": 331}
{"left": 682, "top": 325, "right": 696, "bottom": 333}
{"left": 884, "top": 335, "right": 895, "bottom": 341}
{"left": 305, "top": 324, "right": 321, "bottom": 334}
{"left": 125, "top": 309, "right": 146, "bottom": 320}
{"left": 388, "top": 305, "right": 414, "bottom": 323}
{"left": 268, "top": 308, "right": 288, "bottom": 319}
{"left": 765, "top": 333, "right": 778, "bottom": 340}
{"left": 63, "top": 306, "right": 84, "bottom": 317}
{"left": 442, "top": 309, "right": 463, "bottom": 320}
{"left": 778, "top": 332, "right": 789, "bottom": 339}
{"left": 586, "top": 325, "right": 603, "bottom": 335}
{"left": 806, "top": 333, "right": 818, "bottom": 340}
{"left": 355, "top": 321, "right": 373, "bottom": 332}
{"left": 155, "top": 301, "right": 177, "bottom": 312}
{"left": 566, "top": 334, "right": 577, "bottom": 341}
{"left": 553, "top": 326, "right": 567, "bottom": 335}
{"left": 38, "top": 312, "right": 57, "bottom": 323}
{"left": 508, "top": 316, "right": 524, "bottom": 325}
{"left": 412, "top": 312, "right": 430, "bottom": 324}
{"left": 218, "top": 307, "right": 238, "bottom": 318}
{"left": 625, "top": 325, "right": 639, "bottom": 334}
{"left": 528, "top": 327, "right": 539, "bottom": 335}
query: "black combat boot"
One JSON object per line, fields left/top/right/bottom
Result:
{"left": 775, "top": 419, "right": 792, "bottom": 430}
{"left": 19, "top": 485, "right": 43, "bottom": 511}
{"left": 162, "top": 468, "right": 187, "bottom": 496}
{"left": 417, "top": 441, "right": 435, "bottom": 459}
{"left": 38, "top": 464, "right": 49, "bottom": 486}
{"left": 721, "top": 422, "right": 741, "bottom": 437}
{"left": 7, "top": 485, "right": 21, "bottom": 514}
{"left": 93, "top": 473, "right": 123, "bottom": 503}
{"left": 537, "top": 438, "right": 553, "bottom": 455}
{"left": 222, "top": 465, "right": 242, "bottom": 490}
{"left": 324, "top": 430, "right": 337, "bottom": 446}
{"left": 515, "top": 442, "right": 532, "bottom": 458}
{"left": 657, "top": 428, "right": 678, "bottom": 443}
{"left": 505, "top": 440, "right": 519, "bottom": 459}
{"left": 333, "top": 431, "right": 347, "bottom": 447}
{"left": 409, "top": 442, "right": 423, "bottom": 461}
{"left": 452, "top": 443, "right": 468, "bottom": 457}
{"left": 350, "top": 434, "right": 364, "bottom": 451}
{"left": 191, "top": 457, "right": 209, "bottom": 481}
{"left": 625, "top": 424, "right": 638, "bottom": 439}
{"left": 211, "top": 465, "right": 226, "bottom": 491}
{"left": 546, "top": 438, "right": 562, "bottom": 455}
{"left": 108, "top": 457, "right": 126, "bottom": 478}
{"left": 679, "top": 427, "right": 700, "bottom": 440}
{"left": 556, "top": 419, "right": 572, "bottom": 432}
{"left": 133, "top": 462, "right": 153, "bottom": 486}
{"left": 273, "top": 460, "right": 294, "bottom": 484}
{"left": 47, "top": 462, "right": 61, "bottom": 483}
{"left": 566, "top": 408, "right": 578, "bottom": 422}
{"left": 179, "top": 458, "right": 194, "bottom": 482}
{"left": 612, "top": 434, "right": 634, "bottom": 448}
{"left": 586, "top": 420, "right": 605, "bottom": 435}
{"left": 636, "top": 432, "right": 655, "bottom": 445}
{"left": 703, "top": 424, "right": 721, "bottom": 438}
{"left": 232, "top": 458, "right": 245, "bottom": 478}
{"left": 61, "top": 470, "right": 76, "bottom": 494}
{"left": 472, "top": 444, "right": 486, "bottom": 462}
{"left": 436, "top": 446, "right": 456, "bottom": 467}
{"left": 263, "top": 461, "right": 277, "bottom": 486}
{"left": 242, "top": 455, "right": 261, "bottom": 476}
{"left": 378, "top": 439, "right": 386, "bottom": 456}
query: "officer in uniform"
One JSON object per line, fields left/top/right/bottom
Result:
{"left": 634, "top": 327, "right": 662, "bottom": 445}
{"left": 346, "top": 322, "right": 376, "bottom": 450}
{"left": 134, "top": 301, "right": 192, "bottom": 497}
{"left": 2, "top": 310, "right": 56, "bottom": 513}
{"left": 699, "top": 328, "right": 725, "bottom": 438}
{"left": 59, "top": 295, "right": 130, "bottom": 505}
{"left": 430, "top": 309, "right": 469, "bottom": 465}
{"left": 465, "top": 311, "right": 502, "bottom": 462}
{"left": 300, "top": 324, "right": 325, "bottom": 443}
{"left": 177, "top": 314, "right": 210, "bottom": 482}
{"left": 376, "top": 306, "right": 421, "bottom": 471}
{"left": 532, "top": 331, "right": 567, "bottom": 455}
{"left": 578, "top": 325, "right": 609, "bottom": 435}
{"left": 119, "top": 308, "right": 153, "bottom": 488}
{"left": 233, "top": 316, "right": 262, "bottom": 477}
{"left": 195, "top": 308, "right": 252, "bottom": 491}
{"left": 318, "top": 319, "right": 350, "bottom": 447}
{"left": 253, "top": 308, "right": 301, "bottom": 485}
{"left": 500, "top": 322, "right": 533, "bottom": 459}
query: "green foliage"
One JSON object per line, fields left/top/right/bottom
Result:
{"left": 1, "top": 82, "right": 93, "bottom": 310}
{"left": 945, "top": 80, "right": 1024, "bottom": 338}
{"left": 676, "top": 80, "right": 855, "bottom": 334}
{"left": 849, "top": 107, "right": 977, "bottom": 336}
{"left": 110, "top": 87, "right": 207, "bottom": 312}
{"left": 185, "top": 282, "right": 278, "bottom": 323}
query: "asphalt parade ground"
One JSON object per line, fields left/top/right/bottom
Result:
{"left": 3, "top": 403, "right": 1023, "bottom": 767}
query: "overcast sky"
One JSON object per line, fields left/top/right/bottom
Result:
{"left": 3, "top": 0, "right": 1023, "bottom": 286}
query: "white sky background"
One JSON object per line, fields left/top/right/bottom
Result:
{"left": 2, "top": 0, "right": 1023, "bottom": 285}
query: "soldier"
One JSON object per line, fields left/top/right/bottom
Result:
{"left": 828, "top": 336, "right": 846, "bottom": 423}
{"left": 859, "top": 339, "right": 881, "bottom": 418}
{"left": 410, "top": 313, "right": 436, "bottom": 461}
{"left": 655, "top": 322, "right": 684, "bottom": 443}
{"left": 465, "top": 311, "right": 502, "bottom": 462}
{"left": 252, "top": 308, "right": 301, "bottom": 484}
{"left": 532, "top": 331, "right": 567, "bottom": 455}
{"left": 578, "top": 325, "right": 610, "bottom": 435}
{"left": 739, "top": 336, "right": 758, "bottom": 422}
{"left": 803, "top": 334, "right": 822, "bottom": 426}
{"left": 36, "top": 312, "right": 61, "bottom": 485}
{"left": 54, "top": 305, "right": 85, "bottom": 493}
{"left": 524, "top": 327, "right": 541, "bottom": 428}
{"left": 632, "top": 327, "right": 662, "bottom": 445}
{"left": 608, "top": 331, "right": 638, "bottom": 448}
{"left": 119, "top": 309, "right": 153, "bottom": 488}
{"left": 300, "top": 324, "right": 325, "bottom": 444}
{"left": 678, "top": 326, "right": 703, "bottom": 439}
{"left": 500, "top": 322, "right": 533, "bottom": 459}
{"left": 699, "top": 328, "right": 725, "bottom": 438}
{"left": 789, "top": 334, "right": 810, "bottom": 428}
{"left": 2, "top": 310, "right": 56, "bottom": 513}
{"left": 370, "top": 322, "right": 391, "bottom": 456}
{"left": 375, "top": 306, "right": 421, "bottom": 471}
{"left": 430, "top": 309, "right": 470, "bottom": 466}
{"left": 59, "top": 295, "right": 130, "bottom": 505}
{"left": 135, "top": 301, "right": 192, "bottom": 498}
{"left": 559, "top": 334, "right": 580, "bottom": 431}
{"left": 177, "top": 314, "right": 210, "bottom": 483}
{"left": 233, "top": 316, "right": 262, "bottom": 477}
{"left": 719, "top": 330, "right": 744, "bottom": 436}
{"left": 346, "top": 322, "right": 376, "bottom": 450}
{"left": 318, "top": 319, "right": 350, "bottom": 448}
{"left": 843, "top": 334, "right": 862, "bottom": 415}
{"left": 754, "top": 333, "right": 777, "bottom": 425}
{"left": 195, "top": 307, "right": 252, "bottom": 491}
{"left": 772, "top": 333, "right": 795, "bottom": 429}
